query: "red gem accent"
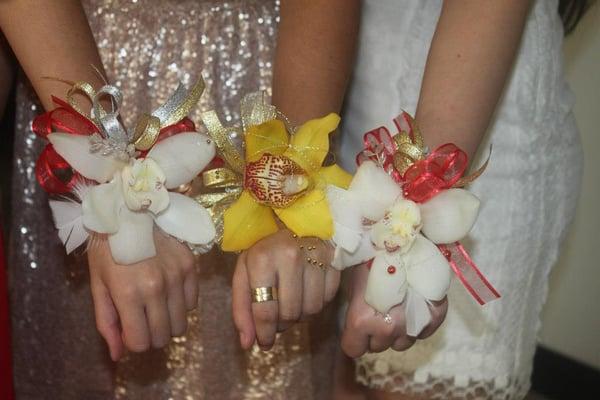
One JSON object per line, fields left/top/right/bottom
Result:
{"left": 387, "top": 266, "right": 396, "bottom": 274}
{"left": 443, "top": 249, "right": 452, "bottom": 260}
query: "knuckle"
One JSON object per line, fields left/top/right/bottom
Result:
{"left": 143, "top": 276, "right": 165, "bottom": 296}
{"left": 180, "top": 253, "right": 196, "bottom": 274}
{"left": 247, "top": 250, "right": 269, "bottom": 271}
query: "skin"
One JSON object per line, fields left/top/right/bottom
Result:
{"left": 231, "top": 0, "right": 361, "bottom": 350}
{"left": 336, "top": 1, "right": 535, "bottom": 399}
{"left": 0, "top": 0, "right": 197, "bottom": 360}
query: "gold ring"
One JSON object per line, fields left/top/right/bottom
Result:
{"left": 251, "top": 286, "right": 278, "bottom": 303}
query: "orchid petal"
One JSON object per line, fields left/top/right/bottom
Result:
{"left": 316, "top": 164, "right": 353, "bottom": 189}
{"left": 331, "top": 234, "right": 376, "bottom": 270}
{"left": 274, "top": 188, "right": 333, "bottom": 239}
{"left": 285, "top": 113, "right": 340, "bottom": 174}
{"left": 48, "top": 133, "right": 126, "bottom": 183}
{"left": 349, "top": 161, "right": 402, "bottom": 221}
{"left": 108, "top": 208, "right": 156, "bottom": 265}
{"left": 147, "top": 132, "right": 216, "bottom": 189}
{"left": 154, "top": 192, "right": 215, "bottom": 245}
{"left": 405, "top": 288, "right": 432, "bottom": 337}
{"left": 222, "top": 191, "right": 279, "bottom": 251}
{"left": 420, "top": 188, "right": 480, "bottom": 244}
{"left": 81, "top": 175, "right": 123, "bottom": 234}
{"left": 364, "top": 251, "right": 408, "bottom": 314}
{"left": 245, "top": 119, "right": 289, "bottom": 162}
{"left": 404, "top": 235, "right": 451, "bottom": 301}
{"left": 326, "top": 185, "right": 363, "bottom": 253}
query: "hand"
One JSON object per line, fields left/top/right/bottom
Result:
{"left": 88, "top": 230, "right": 198, "bottom": 360}
{"left": 341, "top": 263, "right": 448, "bottom": 358}
{"left": 232, "top": 229, "right": 340, "bottom": 350}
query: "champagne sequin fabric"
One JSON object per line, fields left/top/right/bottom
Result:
{"left": 8, "top": 1, "right": 336, "bottom": 399}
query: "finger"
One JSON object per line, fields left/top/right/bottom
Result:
{"left": 301, "top": 264, "right": 325, "bottom": 317}
{"left": 90, "top": 280, "right": 124, "bottom": 361}
{"left": 340, "top": 305, "right": 370, "bottom": 358}
{"left": 164, "top": 267, "right": 187, "bottom": 337}
{"left": 324, "top": 267, "right": 341, "bottom": 303}
{"left": 418, "top": 298, "right": 449, "bottom": 339}
{"left": 113, "top": 295, "right": 151, "bottom": 353}
{"left": 367, "top": 307, "right": 402, "bottom": 353}
{"left": 277, "top": 253, "right": 303, "bottom": 324}
{"left": 246, "top": 252, "right": 278, "bottom": 350}
{"left": 145, "top": 298, "right": 172, "bottom": 348}
{"left": 183, "top": 270, "right": 199, "bottom": 311}
{"left": 391, "top": 335, "right": 417, "bottom": 351}
{"left": 232, "top": 252, "right": 256, "bottom": 350}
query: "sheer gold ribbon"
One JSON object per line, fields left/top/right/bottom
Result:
{"left": 195, "top": 92, "right": 279, "bottom": 243}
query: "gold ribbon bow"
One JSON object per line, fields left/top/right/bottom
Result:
{"left": 195, "top": 92, "right": 280, "bottom": 243}
{"left": 392, "top": 114, "right": 427, "bottom": 176}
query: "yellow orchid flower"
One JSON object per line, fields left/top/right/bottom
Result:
{"left": 222, "top": 113, "right": 352, "bottom": 251}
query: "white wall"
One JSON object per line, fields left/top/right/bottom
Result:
{"left": 539, "top": 4, "right": 600, "bottom": 369}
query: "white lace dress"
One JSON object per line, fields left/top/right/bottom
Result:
{"left": 339, "top": 0, "right": 583, "bottom": 398}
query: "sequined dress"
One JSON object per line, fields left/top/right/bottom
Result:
{"left": 339, "top": 0, "right": 583, "bottom": 399}
{"left": 8, "top": 1, "right": 336, "bottom": 399}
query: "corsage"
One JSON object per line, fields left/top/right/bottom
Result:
{"left": 327, "top": 112, "right": 500, "bottom": 335}
{"left": 197, "top": 92, "right": 352, "bottom": 251}
{"left": 34, "top": 78, "right": 216, "bottom": 265}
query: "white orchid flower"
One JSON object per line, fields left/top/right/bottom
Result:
{"left": 48, "top": 131, "right": 217, "bottom": 265}
{"left": 326, "top": 160, "right": 480, "bottom": 335}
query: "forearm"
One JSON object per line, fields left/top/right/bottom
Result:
{"left": 272, "top": 0, "right": 361, "bottom": 125}
{"left": 415, "top": 0, "right": 533, "bottom": 158}
{"left": 0, "top": 0, "right": 105, "bottom": 110}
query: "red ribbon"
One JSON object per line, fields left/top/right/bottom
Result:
{"left": 402, "top": 143, "right": 468, "bottom": 203}
{"left": 32, "top": 97, "right": 99, "bottom": 194}
{"left": 33, "top": 95, "right": 197, "bottom": 194}
{"left": 356, "top": 126, "right": 403, "bottom": 182}
{"left": 438, "top": 243, "right": 501, "bottom": 305}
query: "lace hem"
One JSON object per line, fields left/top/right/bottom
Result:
{"left": 355, "top": 359, "right": 530, "bottom": 400}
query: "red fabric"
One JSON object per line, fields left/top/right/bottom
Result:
{"left": 0, "top": 228, "right": 14, "bottom": 400}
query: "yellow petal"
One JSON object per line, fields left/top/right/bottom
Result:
{"left": 222, "top": 191, "right": 279, "bottom": 251}
{"left": 285, "top": 113, "right": 340, "bottom": 174}
{"left": 245, "top": 119, "right": 290, "bottom": 162}
{"left": 316, "top": 164, "right": 353, "bottom": 189}
{"left": 274, "top": 189, "right": 333, "bottom": 239}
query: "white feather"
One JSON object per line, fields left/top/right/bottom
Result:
{"left": 49, "top": 200, "right": 89, "bottom": 254}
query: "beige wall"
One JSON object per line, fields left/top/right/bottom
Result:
{"left": 539, "top": 4, "right": 600, "bottom": 369}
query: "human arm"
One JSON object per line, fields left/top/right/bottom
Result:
{"left": 231, "top": 0, "right": 361, "bottom": 350}
{"left": 341, "top": 0, "right": 534, "bottom": 357}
